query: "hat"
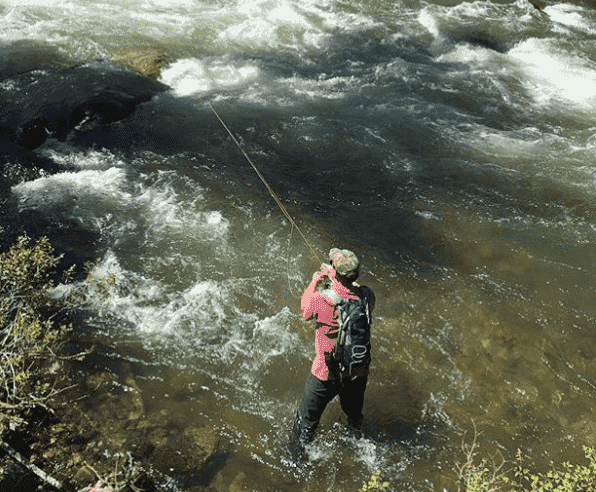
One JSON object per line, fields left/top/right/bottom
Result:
{"left": 329, "top": 248, "right": 359, "bottom": 278}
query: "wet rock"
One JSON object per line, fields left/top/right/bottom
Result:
{"left": 527, "top": 0, "right": 547, "bottom": 10}
{"left": 184, "top": 426, "right": 220, "bottom": 457}
{"left": 509, "top": 379, "right": 540, "bottom": 405}
{"left": 1, "top": 60, "right": 168, "bottom": 237}
{"left": 16, "top": 117, "right": 49, "bottom": 150}
{"left": 85, "top": 371, "right": 118, "bottom": 393}
{"left": 0, "top": 125, "right": 17, "bottom": 143}
{"left": 229, "top": 472, "right": 248, "bottom": 492}
{"left": 0, "top": 39, "right": 74, "bottom": 78}
{"left": 212, "top": 470, "right": 250, "bottom": 492}
{"left": 124, "top": 375, "right": 145, "bottom": 421}
{"left": 0, "top": 59, "right": 168, "bottom": 154}
{"left": 73, "top": 465, "right": 97, "bottom": 489}
{"left": 150, "top": 427, "right": 221, "bottom": 475}
{"left": 68, "top": 91, "right": 154, "bottom": 133}
{"left": 136, "top": 410, "right": 171, "bottom": 448}
{"left": 111, "top": 46, "right": 173, "bottom": 81}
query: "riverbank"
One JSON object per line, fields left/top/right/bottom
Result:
{"left": 0, "top": 230, "right": 227, "bottom": 492}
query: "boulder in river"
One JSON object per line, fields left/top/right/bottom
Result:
{"left": 0, "top": 59, "right": 169, "bottom": 152}
{"left": 110, "top": 45, "right": 174, "bottom": 81}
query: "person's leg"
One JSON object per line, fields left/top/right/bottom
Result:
{"left": 338, "top": 375, "right": 368, "bottom": 429}
{"left": 292, "top": 374, "right": 339, "bottom": 446}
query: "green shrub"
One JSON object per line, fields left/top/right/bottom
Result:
{"left": 504, "top": 446, "right": 596, "bottom": 492}
{"left": 0, "top": 226, "right": 77, "bottom": 428}
{"left": 453, "top": 423, "right": 505, "bottom": 492}
{"left": 454, "top": 422, "right": 596, "bottom": 492}
{"left": 360, "top": 471, "right": 390, "bottom": 491}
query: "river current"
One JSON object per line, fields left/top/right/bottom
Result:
{"left": 2, "top": 0, "right": 596, "bottom": 490}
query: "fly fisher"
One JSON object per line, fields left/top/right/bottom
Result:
{"left": 291, "top": 248, "right": 376, "bottom": 454}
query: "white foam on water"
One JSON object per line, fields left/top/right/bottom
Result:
{"left": 544, "top": 4, "right": 596, "bottom": 34}
{"left": 216, "top": 0, "right": 322, "bottom": 49}
{"left": 130, "top": 173, "right": 228, "bottom": 242}
{"left": 160, "top": 57, "right": 261, "bottom": 96}
{"left": 14, "top": 146, "right": 229, "bottom": 244}
{"left": 435, "top": 42, "right": 505, "bottom": 66}
{"left": 38, "top": 144, "right": 128, "bottom": 171}
{"left": 83, "top": 250, "right": 231, "bottom": 335}
{"left": 250, "top": 308, "right": 301, "bottom": 361}
{"left": 418, "top": 9, "right": 444, "bottom": 55}
{"left": 32, "top": 150, "right": 284, "bottom": 354}
{"left": 82, "top": 253, "right": 303, "bottom": 402}
{"left": 11, "top": 167, "right": 131, "bottom": 227}
{"left": 0, "top": 0, "right": 390, "bottom": 73}
{"left": 0, "top": 0, "right": 197, "bottom": 43}
{"left": 352, "top": 438, "right": 381, "bottom": 470}
{"left": 509, "top": 38, "right": 596, "bottom": 110}
{"left": 83, "top": 250, "right": 161, "bottom": 317}
{"left": 210, "top": 0, "right": 385, "bottom": 52}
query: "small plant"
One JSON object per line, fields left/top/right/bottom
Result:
{"left": 504, "top": 446, "right": 596, "bottom": 492}
{"left": 454, "top": 420, "right": 596, "bottom": 492}
{"left": 360, "top": 471, "right": 390, "bottom": 491}
{"left": 78, "top": 454, "right": 144, "bottom": 492}
{"left": 453, "top": 422, "right": 505, "bottom": 492}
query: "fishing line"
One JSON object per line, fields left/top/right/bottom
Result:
{"left": 208, "top": 102, "right": 323, "bottom": 269}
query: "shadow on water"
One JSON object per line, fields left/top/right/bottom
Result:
{"left": 362, "top": 370, "right": 440, "bottom": 448}
{"left": 168, "top": 450, "right": 230, "bottom": 490}
{"left": 173, "top": 103, "right": 470, "bottom": 280}
{"left": 62, "top": 94, "right": 470, "bottom": 282}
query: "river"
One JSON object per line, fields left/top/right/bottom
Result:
{"left": 2, "top": 0, "right": 596, "bottom": 490}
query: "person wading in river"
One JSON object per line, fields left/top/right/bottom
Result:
{"left": 292, "top": 248, "right": 375, "bottom": 452}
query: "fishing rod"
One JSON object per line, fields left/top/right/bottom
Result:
{"left": 208, "top": 102, "right": 323, "bottom": 266}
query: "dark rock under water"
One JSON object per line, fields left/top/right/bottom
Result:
{"left": 1, "top": 60, "right": 168, "bottom": 148}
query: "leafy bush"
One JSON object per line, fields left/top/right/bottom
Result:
{"left": 505, "top": 446, "right": 596, "bottom": 492}
{"left": 454, "top": 423, "right": 596, "bottom": 492}
{"left": 453, "top": 423, "right": 504, "bottom": 492}
{"left": 360, "top": 471, "right": 390, "bottom": 491}
{"left": 0, "top": 226, "right": 78, "bottom": 429}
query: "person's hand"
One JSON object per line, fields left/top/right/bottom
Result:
{"left": 313, "top": 263, "right": 335, "bottom": 282}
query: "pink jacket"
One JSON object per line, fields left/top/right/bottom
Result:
{"left": 301, "top": 268, "right": 358, "bottom": 381}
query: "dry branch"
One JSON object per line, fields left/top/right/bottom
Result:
{"left": 0, "top": 438, "right": 63, "bottom": 489}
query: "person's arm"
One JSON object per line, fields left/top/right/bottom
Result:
{"left": 301, "top": 264, "right": 334, "bottom": 320}
{"left": 359, "top": 285, "right": 375, "bottom": 314}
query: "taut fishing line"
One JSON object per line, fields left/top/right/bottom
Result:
{"left": 208, "top": 102, "right": 323, "bottom": 295}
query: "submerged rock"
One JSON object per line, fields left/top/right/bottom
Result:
{"left": 0, "top": 139, "right": 62, "bottom": 176}
{"left": 73, "top": 465, "right": 97, "bottom": 489}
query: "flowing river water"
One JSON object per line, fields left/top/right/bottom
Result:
{"left": 2, "top": 0, "right": 596, "bottom": 490}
